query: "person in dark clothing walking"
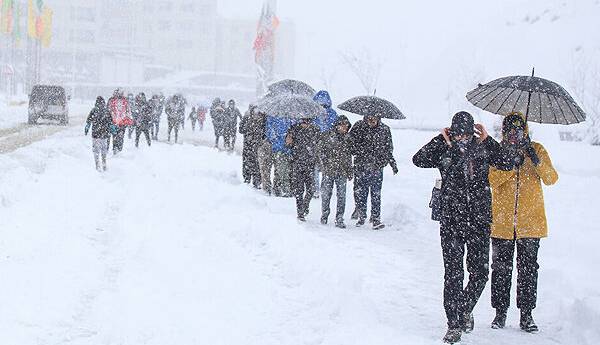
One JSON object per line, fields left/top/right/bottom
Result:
{"left": 211, "top": 98, "right": 227, "bottom": 148}
{"left": 149, "top": 94, "right": 164, "bottom": 140}
{"left": 134, "top": 93, "right": 152, "bottom": 148}
{"left": 85, "top": 96, "right": 114, "bottom": 171}
{"left": 239, "top": 105, "right": 266, "bottom": 188}
{"left": 317, "top": 115, "right": 353, "bottom": 228}
{"left": 349, "top": 115, "right": 398, "bottom": 230}
{"left": 225, "top": 99, "right": 242, "bottom": 151}
{"left": 488, "top": 112, "right": 558, "bottom": 333}
{"left": 286, "top": 118, "right": 321, "bottom": 221}
{"left": 166, "top": 95, "right": 185, "bottom": 143}
{"left": 189, "top": 106, "right": 198, "bottom": 131}
{"left": 412, "top": 111, "right": 512, "bottom": 344}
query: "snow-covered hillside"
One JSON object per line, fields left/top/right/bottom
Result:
{"left": 0, "top": 113, "right": 598, "bottom": 344}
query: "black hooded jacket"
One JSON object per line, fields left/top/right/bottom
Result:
{"left": 350, "top": 119, "right": 396, "bottom": 171}
{"left": 413, "top": 134, "right": 511, "bottom": 228}
{"left": 86, "top": 98, "right": 112, "bottom": 139}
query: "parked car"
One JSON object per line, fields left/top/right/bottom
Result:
{"left": 28, "top": 85, "right": 69, "bottom": 125}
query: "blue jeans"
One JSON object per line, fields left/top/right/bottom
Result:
{"left": 354, "top": 168, "right": 383, "bottom": 221}
{"left": 321, "top": 175, "right": 347, "bottom": 222}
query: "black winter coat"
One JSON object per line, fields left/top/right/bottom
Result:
{"left": 318, "top": 130, "right": 353, "bottom": 179}
{"left": 350, "top": 120, "right": 397, "bottom": 171}
{"left": 286, "top": 123, "right": 321, "bottom": 170}
{"left": 412, "top": 134, "right": 511, "bottom": 228}
{"left": 239, "top": 113, "right": 266, "bottom": 148}
{"left": 134, "top": 101, "right": 153, "bottom": 129}
{"left": 86, "top": 106, "right": 112, "bottom": 139}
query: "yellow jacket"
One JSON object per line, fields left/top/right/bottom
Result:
{"left": 489, "top": 142, "right": 558, "bottom": 239}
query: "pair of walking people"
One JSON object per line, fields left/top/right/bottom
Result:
{"left": 413, "top": 111, "right": 557, "bottom": 344}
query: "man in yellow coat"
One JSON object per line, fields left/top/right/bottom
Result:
{"left": 488, "top": 112, "right": 558, "bottom": 333}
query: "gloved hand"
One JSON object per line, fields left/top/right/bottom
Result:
{"left": 390, "top": 160, "right": 399, "bottom": 175}
{"left": 525, "top": 144, "right": 540, "bottom": 166}
{"left": 110, "top": 124, "right": 118, "bottom": 135}
{"left": 84, "top": 123, "right": 91, "bottom": 136}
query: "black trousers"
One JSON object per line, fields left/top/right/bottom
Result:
{"left": 135, "top": 128, "right": 151, "bottom": 147}
{"left": 242, "top": 143, "right": 261, "bottom": 187}
{"left": 440, "top": 221, "right": 490, "bottom": 329}
{"left": 491, "top": 238, "right": 540, "bottom": 312}
{"left": 292, "top": 165, "right": 315, "bottom": 217}
{"left": 151, "top": 121, "right": 160, "bottom": 140}
{"left": 167, "top": 119, "right": 179, "bottom": 142}
{"left": 112, "top": 126, "right": 126, "bottom": 154}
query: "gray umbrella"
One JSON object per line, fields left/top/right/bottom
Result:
{"left": 338, "top": 96, "right": 406, "bottom": 120}
{"left": 267, "top": 79, "right": 316, "bottom": 98}
{"left": 466, "top": 69, "right": 586, "bottom": 125}
{"left": 257, "top": 94, "right": 325, "bottom": 119}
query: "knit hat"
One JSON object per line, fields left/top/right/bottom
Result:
{"left": 502, "top": 112, "right": 527, "bottom": 136}
{"left": 449, "top": 111, "right": 474, "bottom": 136}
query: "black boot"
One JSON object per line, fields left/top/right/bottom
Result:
{"left": 491, "top": 309, "right": 507, "bottom": 329}
{"left": 520, "top": 310, "right": 539, "bottom": 333}
{"left": 462, "top": 312, "right": 474, "bottom": 333}
{"left": 442, "top": 328, "right": 462, "bottom": 344}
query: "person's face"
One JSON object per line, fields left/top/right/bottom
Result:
{"left": 300, "top": 119, "right": 310, "bottom": 128}
{"left": 452, "top": 134, "right": 470, "bottom": 142}
{"left": 366, "top": 116, "right": 379, "bottom": 128}
{"left": 507, "top": 128, "right": 525, "bottom": 145}
{"left": 337, "top": 123, "right": 349, "bottom": 134}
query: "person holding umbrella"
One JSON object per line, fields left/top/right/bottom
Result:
{"left": 412, "top": 112, "right": 511, "bottom": 344}
{"left": 285, "top": 117, "right": 321, "bottom": 221}
{"left": 488, "top": 112, "right": 558, "bottom": 333}
{"left": 349, "top": 114, "right": 398, "bottom": 229}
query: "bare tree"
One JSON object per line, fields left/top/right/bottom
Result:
{"left": 569, "top": 53, "right": 600, "bottom": 145}
{"left": 319, "top": 65, "right": 337, "bottom": 92}
{"left": 339, "top": 48, "right": 383, "bottom": 95}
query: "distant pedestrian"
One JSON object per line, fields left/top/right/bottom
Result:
{"left": 134, "top": 93, "right": 152, "bottom": 148}
{"left": 166, "top": 94, "right": 185, "bottom": 143}
{"left": 225, "top": 99, "right": 242, "bottom": 151}
{"left": 286, "top": 117, "right": 320, "bottom": 221}
{"left": 189, "top": 106, "right": 198, "bottom": 131}
{"left": 211, "top": 98, "right": 227, "bottom": 148}
{"left": 197, "top": 104, "right": 207, "bottom": 131}
{"left": 85, "top": 96, "right": 113, "bottom": 171}
{"left": 149, "top": 94, "right": 164, "bottom": 140}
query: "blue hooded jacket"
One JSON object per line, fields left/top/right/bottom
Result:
{"left": 313, "top": 90, "right": 338, "bottom": 132}
{"left": 265, "top": 115, "right": 297, "bottom": 154}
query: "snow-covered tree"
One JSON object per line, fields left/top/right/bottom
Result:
{"left": 339, "top": 48, "right": 383, "bottom": 95}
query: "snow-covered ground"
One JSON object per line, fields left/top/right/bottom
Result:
{"left": 0, "top": 109, "right": 598, "bottom": 345}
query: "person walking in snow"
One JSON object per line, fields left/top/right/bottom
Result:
{"left": 412, "top": 111, "right": 511, "bottom": 344}
{"left": 488, "top": 112, "right": 558, "bottom": 333}
{"left": 166, "top": 94, "right": 185, "bottom": 143}
{"left": 197, "top": 104, "right": 207, "bottom": 131}
{"left": 107, "top": 89, "right": 132, "bottom": 154}
{"left": 211, "top": 98, "right": 227, "bottom": 149}
{"left": 286, "top": 117, "right": 321, "bottom": 221}
{"left": 349, "top": 114, "right": 398, "bottom": 230}
{"left": 313, "top": 90, "right": 339, "bottom": 199}
{"left": 266, "top": 115, "right": 296, "bottom": 197}
{"left": 127, "top": 92, "right": 136, "bottom": 139}
{"left": 239, "top": 105, "right": 266, "bottom": 188}
{"left": 225, "top": 99, "right": 242, "bottom": 151}
{"left": 133, "top": 93, "right": 152, "bottom": 148}
{"left": 85, "top": 96, "right": 114, "bottom": 171}
{"left": 317, "top": 115, "right": 353, "bottom": 228}
{"left": 149, "top": 94, "right": 164, "bottom": 140}
{"left": 189, "top": 106, "right": 198, "bottom": 132}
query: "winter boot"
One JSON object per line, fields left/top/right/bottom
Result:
{"left": 442, "top": 328, "right": 462, "bottom": 344}
{"left": 297, "top": 214, "right": 306, "bottom": 222}
{"left": 520, "top": 310, "right": 539, "bottom": 333}
{"left": 351, "top": 209, "right": 359, "bottom": 220}
{"left": 372, "top": 220, "right": 385, "bottom": 230}
{"left": 462, "top": 312, "right": 474, "bottom": 333}
{"left": 491, "top": 309, "right": 507, "bottom": 329}
{"left": 320, "top": 216, "right": 328, "bottom": 225}
{"left": 356, "top": 218, "right": 366, "bottom": 227}
{"left": 335, "top": 220, "right": 346, "bottom": 229}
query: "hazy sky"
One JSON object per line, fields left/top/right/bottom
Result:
{"left": 218, "top": 0, "right": 600, "bottom": 125}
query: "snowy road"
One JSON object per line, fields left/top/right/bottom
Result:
{"left": 0, "top": 120, "right": 598, "bottom": 344}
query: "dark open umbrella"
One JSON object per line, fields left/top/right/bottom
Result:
{"left": 257, "top": 94, "right": 324, "bottom": 119}
{"left": 267, "top": 79, "right": 316, "bottom": 98}
{"left": 466, "top": 69, "right": 585, "bottom": 125}
{"left": 338, "top": 96, "right": 406, "bottom": 120}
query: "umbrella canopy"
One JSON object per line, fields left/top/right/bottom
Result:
{"left": 338, "top": 96, "right": 406, "bottom": 120}
{"left": 257, "top": 94, "right": 325, "bottom": 119}
{"left": 466, "top": 71, "right": 585, "bottom": 125}
{"left": 267, "top": 79, "right": 316, "bottom": 98}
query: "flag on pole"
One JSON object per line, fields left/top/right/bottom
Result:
{"left": 253, "top": 0, "right": 279, "bottom": 97}
{"left": 40, "top": 6, "right": 51, "bottom": 47}
{"left": 1, "top": 0, "right": 13, "bottom": 34}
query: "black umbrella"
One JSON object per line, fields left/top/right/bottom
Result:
{"left": 267, "top": 79, "right": 316, "bottom": 98}
{"left": 257, "top": 94, "right": 324, "bottom": 119}
{"left": 338, "top": 96, "right": 406, "bottom": 120}
{"left": 466, "top": 69, "right": 585, "bottom": 125}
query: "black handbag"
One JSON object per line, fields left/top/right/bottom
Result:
{"left": 429, "top": 179, "right": 442, "bottom": 221}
